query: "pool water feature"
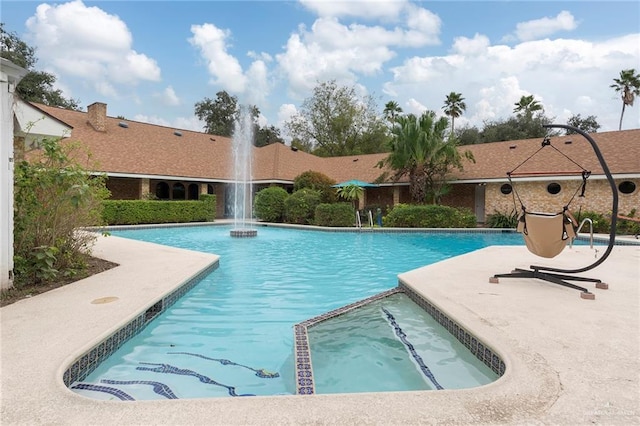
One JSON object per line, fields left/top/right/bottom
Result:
{"left": 305, "top": 292, "right": 497, "bottom": 394}
{"left": 70, "top": 226, "right": 530, "bottom": 400}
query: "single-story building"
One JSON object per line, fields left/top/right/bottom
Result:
{"left": 16, "top": 101, "right": 640, "bottom": 223}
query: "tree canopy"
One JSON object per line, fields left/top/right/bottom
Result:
{"left": 566, "top": 114, "right": 601, "bottom": 135}
{"left": 194, "top": 90, "right": 283, "bottom": 146}
{"left": 284, "top": 80, "right": 389, "bottom": 157}
{"left": 0, "top": 23, "right": 80, "bottom": 109}
{"left": 442, "top": 92, "right": 466, "bottom": 134}
{"left": 378, "top": 111, "right": 473, "bottom": 204}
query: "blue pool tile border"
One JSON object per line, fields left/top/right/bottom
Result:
{"left": 97, "top": 222, "right": 640, "bottom": 246}
{"left": 293, "top": 285, "right": 506, "bottom": 396}
{"left": 399, "top": 283, "right": 506, "bottom": 377}
{"left": 62, "top": 261, "right": 219, "bottom": 387}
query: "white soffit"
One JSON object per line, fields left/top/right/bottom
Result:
{"left": 14, "top": 101, "right": 71, "bottom": 138}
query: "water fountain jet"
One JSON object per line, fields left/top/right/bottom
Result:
{"left": 230, "top": 105, "right": 257, "bottom": 238}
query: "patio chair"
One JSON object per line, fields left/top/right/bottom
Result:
{"left": 490, "top": 124, "right": 619, "bottom": 299}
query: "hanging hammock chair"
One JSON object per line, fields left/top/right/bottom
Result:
{"left": 508, "top": 135, "right": 590, "bottom": 259}
{"left": 490, "top": 124, "right": 619, "bottom": 299}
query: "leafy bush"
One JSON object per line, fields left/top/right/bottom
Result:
{"left": 617, "top": 209, "right": 640, "bottom": 236}
{"left": 315, "top": 203, "right": 355, "bottom": 227}
{"left": 284, "top": 189, "right": 322, "bottom": 224}
{"left": 102, "top": 195, "right": 216, "bottom": 225}
{"left": 254, "top": 186, "right": 289, "bottom": 222}
{"left": 486, "top": 209, "right": 519, "bottom": 228}
{"left": 13, "top": 137, "right": 110, "bottom": 285}
{"left": 574, "top": 210, "right": 610, "bottom": 234}
{"left": 293, "top": 170, "right": 337, "bottom": 203}
{"left": 384, "top": 204, "right": 477, "bottom": 228}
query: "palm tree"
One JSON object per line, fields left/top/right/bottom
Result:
{"left": 378, "top": 111, "right": 470, "bottom": 204}
{"left": 336, "top": 184, "right": 364, "bottom": 211}
{"left": 610, "top": 69, "right": 640, "bottom": 130}
{"left": 442, "top": 92, "right": 466, "bottom": 134}
{"left": 383, "top": 100, "right": 403, "bottom": 124}
{"left": 513, "top": 95, "right": 543, "bottom": 119}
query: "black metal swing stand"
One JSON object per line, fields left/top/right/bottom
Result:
{"left": 489, "top": 124, "right": 619, "bottom": 300}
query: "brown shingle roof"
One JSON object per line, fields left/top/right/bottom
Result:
{"left": 455, "top": 130, "right": 640, "bottom": 181}
{"left": 33, "top": 102, "right": 639, "bottom": 183}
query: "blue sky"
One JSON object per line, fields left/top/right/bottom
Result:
{"left": 3, "top": 0, "right": 639, "bottom": 136}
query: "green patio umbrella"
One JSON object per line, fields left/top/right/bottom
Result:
{"left": 332, "top": 179, "right": 378, "bottom": 188}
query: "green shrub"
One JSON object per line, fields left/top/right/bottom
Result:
{"left": 315, "top": 203, "right": 355, "bottom": 227}
{"left": 486, "top": 209, "right": 519, "bottom": 228}
{"left": 617, "top": 209, "right": 640, "bottom": 236}
{"left": 102, "top": 196, "right": 215, "bottom": 225}
{"left": 293, "top": 170, "right": 337, "bottom": 203}
{"left": 384, "top": 204, "right": 477, "bottom": 228}
{"left": 574, "top": 210, "right": 610, "bottom": 234}
{"left": 254, "top": 186, "right": 289, "bottom": 222}
{"left": 284, "top": 189, "right": 322, "bottom": 224}
{"left": 13, "top": 137, "right": 110, "bottom": 285}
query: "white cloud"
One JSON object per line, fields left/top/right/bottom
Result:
{"left": 158, "top": 86, "right": 181, "bottom": 106}
{"left": 189, "top": 23, "right": 247, "bottom": 93}
{"left": 300, "top": 0, "right": 408, "bottom": 21}
{"left": 25, "top": 0, "right": 161, "bottom": 96}
{"left": 276, "top": 10, "right": 440, "bottom": 100}
{"left": 513, "top": 10, "right": 578, "bottom": 42}
{"left": 134, "top": 114, "right": 204, "bottom": 132}
{"left": 383, "top": 33, "right": 640, "bottom": 131}
{"left": 405, "top": 98, "right": 427, "bottom": 115}
{"left": 189, "top": 23, "right": 271, "bottom": 105}
{"left": 277, "top": 104, "right": 298, "bottom": 144}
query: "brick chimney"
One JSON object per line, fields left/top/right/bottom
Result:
{"left": 87, "top": 102, "right": 107, "bottom": 132}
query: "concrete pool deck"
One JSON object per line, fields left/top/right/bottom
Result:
{"left": 1, "top": 230, "right": 638, "bottom": 425}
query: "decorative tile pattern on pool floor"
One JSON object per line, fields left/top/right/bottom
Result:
{"left": 63, "top": 261, "right": 219, "bottom": 387}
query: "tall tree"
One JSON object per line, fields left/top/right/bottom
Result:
{"left": 442, "top": 92, "right": 466, "bottom": 134}
{"left": 0, "top": 23, "right": 79, "bottom": 109}
{"left": 255, "top": 125, "right": 284, "bottom": 147}
{"left": 378, "top": 111, "right": 473, "bottom": 204}
{"left": 195, "top": 91, "right": 239, "bottom": 136}
{"left": 194, "top": 91, "right": 282, "bottom": 146}
{"left": 566, "top": 114, "right": 601, "bottom": 135}
{"left": 481, "top": 115, "right": 558, "bottom": 143}
{"left": 610, "top": 68, "right": 640, "bottom": 130}
{"left": 513, "top": 95, "right": 543, "bottom": 120}
{"left": 284, "top": 80, "right": 388, "bottom": 157}
{"left": 383, "top": 100, "right": 403, "bottom": 124}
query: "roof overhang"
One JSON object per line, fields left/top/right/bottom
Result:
{"left": 14, "top": 100, "right": 72, "bottom": 142}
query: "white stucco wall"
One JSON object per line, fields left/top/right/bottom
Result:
{"left": 1, "top": 58, "right": 28, "bottom": 290}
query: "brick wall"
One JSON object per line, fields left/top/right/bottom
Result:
{"left": 442, "top": 183, "right": 475, "bottom": 210}
{"left": 106, "top": 177, "right": 140, "bottom": 200}
{"left": 486, "top": 178, "right": 639, "bottom": 216}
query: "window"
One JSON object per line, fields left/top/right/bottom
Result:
{"left": 155, "top": 182, "right": 169, "bottom": 199}
{"left": 500, "top": 184, "right": 513, "bottom": 195}
{"left": 188, "top": 184, "right": 199, "bottom": 200}
{"left": 547, "top": 183, "right": 561, "bottom": 195}
{"left": 172, "top": 183, "right": 185, "bottom": 200}
{"left": 207, "top": 184, "right": 214, "bottom": 194}
{"left": 618, "top": 181, "right": 636, "bottom": 195}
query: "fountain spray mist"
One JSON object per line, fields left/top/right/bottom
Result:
{"left": 230, "top": 105, "right": 257, "bottom": 237}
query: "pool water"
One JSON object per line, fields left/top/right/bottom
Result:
{"left": 308, "top": 292, "right": 497, "bottom": 393}
{"left": 73, "top": 226, "right": 525, "bottom": 400}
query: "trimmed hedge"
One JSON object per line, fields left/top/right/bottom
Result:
{"left": 102, "top": 194, "right": 216, "bottom": 225}
{"left": 254, "top": 186, "right": 289, "bottom": 222}
{"left": 384, "top": 204, "right": 477, "bottom": 228}
{"left": 315, "top": 203, "right": 355, "bottom": 227}
{"left": 284, "top": 189, "right": 322, "bottom": 224}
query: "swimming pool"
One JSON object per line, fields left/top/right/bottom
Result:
{"left": 71, "top": 226, "right": 527, "bottom": 400}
